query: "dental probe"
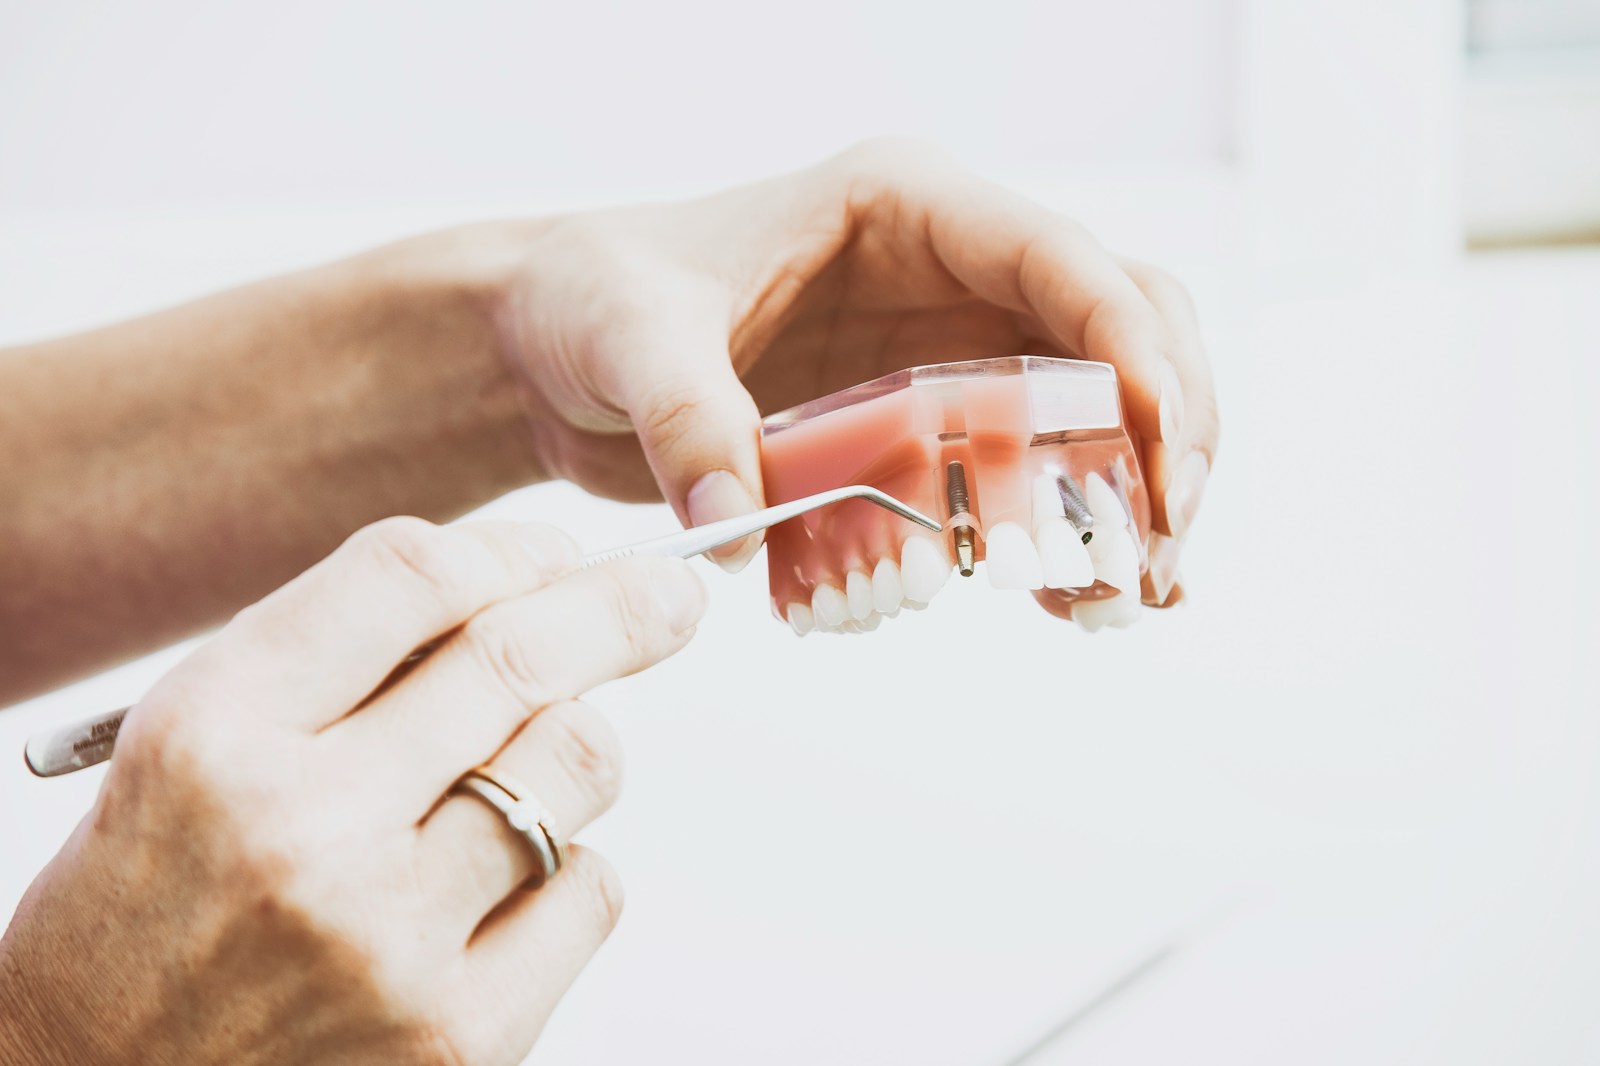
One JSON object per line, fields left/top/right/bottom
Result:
{"left": 24, "top": 486, "right": 940, "bottom": 779}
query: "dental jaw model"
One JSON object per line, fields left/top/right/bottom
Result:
{"left": 760, "top": 356, "right": 1151, "bottom": 634}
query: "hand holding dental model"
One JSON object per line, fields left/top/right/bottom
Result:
{"left": 0, "top": 140, "right": 1217, "bottom": 1061}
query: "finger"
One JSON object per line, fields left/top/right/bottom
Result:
{"left": 1117, "top": 258, "right": 1220, "bottom": 605}
{"left": 838, "top": 141, "right": 1174, "bottom": 447}
{"left": 446, "top": 847, "right": 623, "bottom": 1063}
{"left": 175, "top": 519, "right": 579, "bottom": 731}
{"left": 604, "top": 287, "right": 766, "bottom": 573}
{"left": 412, "top": 700, "right": 621, "bottom": 930}
{"left": 330, "top": 555, "right": 704, "bottom": 806}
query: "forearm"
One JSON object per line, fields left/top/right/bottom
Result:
{"left": 0, "top": 227, "right": 543, "bottom": 703}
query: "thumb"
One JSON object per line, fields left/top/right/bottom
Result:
{"left": 617, "top": 319, "right": 766, "bottom": 573}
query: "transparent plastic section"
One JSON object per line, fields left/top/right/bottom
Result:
{"left": 759, "top": 356, "right": 1151, "bottom": 634}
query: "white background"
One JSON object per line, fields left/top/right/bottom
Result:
{"left": 3, "top": 2, "right": 1598, "bottom": 1063}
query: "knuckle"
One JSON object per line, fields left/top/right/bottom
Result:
{"left": 544, "top": 702, "right": 624, "bottom": 806}
{"left": 597, "top": 563, "right": 665, "bottom": 661}
{"left": 461, "top": 611, "right": 553, "bottom": 712}
{"left": 634, "top": 381, "right": 705, "bottom": 454}
{"left": 835, "top": 135, "right": 946, "bottom": 179}
{"left": 353, "top": 516, "right": 464, "bottom": 606}
{"left": 1132, "top": 261, "right": 1198, "bottom": 317}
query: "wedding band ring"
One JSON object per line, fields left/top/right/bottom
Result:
{"left": 453, "top": 767, "right": 567, "bottom": 885}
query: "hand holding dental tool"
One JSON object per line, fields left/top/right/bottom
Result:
{"left": 0, "top": 140, "right": 1216, "bottom": 1066}
{"left": 0, "top": 518, "right": 718, "bottom": 1065}
{"left": 23, "top": 486, "right": 939, "bottom": 779}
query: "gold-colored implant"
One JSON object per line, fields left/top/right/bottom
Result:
{"left": 945, "top": 460, "right": 977, "bottom": 577}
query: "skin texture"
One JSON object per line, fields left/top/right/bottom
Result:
{"left": 0, "top": 519, "right": 707, "bottom": 1065}
{"left": 0, "top": 140, "right": 1218, "bottom": 1062}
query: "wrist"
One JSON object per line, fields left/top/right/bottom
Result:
{"left": 344, "top": 222, "right": 554, "bottom": 492}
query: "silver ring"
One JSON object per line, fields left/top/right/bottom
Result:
{"left": 453, "top": 767, "right": 567, "bottom": 885}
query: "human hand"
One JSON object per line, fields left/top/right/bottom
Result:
{"left": 0, "top": 517, "right": 705, "bottom": 1065}
{"left": 485, "top": 139, "right": 1216, "bottom": 604}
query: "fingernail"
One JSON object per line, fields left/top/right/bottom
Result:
{"left": 686, "top": 470, "right": 762, "bottom": 573}
{"left": 1157, "top": 360, "right": 1185, "bottom": 445}
{"left": 650, "top": 558, "right": 707, "bottom": 634}
{"left": 516, "top": 523, "right": 581, "bottom": 576}
{"left": 1164, "top": 451, "right": 1210, "bottom": 541}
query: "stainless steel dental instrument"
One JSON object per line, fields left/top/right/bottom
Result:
{"left": 24, "top": 485, "right": 939, "bottom": 779}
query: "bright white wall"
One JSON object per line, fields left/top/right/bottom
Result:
{"left": 0, "top": 0, "right": 1236, "bottom": 214}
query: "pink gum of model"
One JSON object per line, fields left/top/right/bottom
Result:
{"left": 759, "top": 356, "right": 1152, "bottom": 630}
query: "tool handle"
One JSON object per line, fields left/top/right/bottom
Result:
{"left": 25, "top": 705, "right": 129, "bottom": 777}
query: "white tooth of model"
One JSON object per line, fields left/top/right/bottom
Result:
{"left": 871, "top": 559, "right": 903, "bottom": 615}
{"left": 983, "top": 521, "right": 1044, "bottom": 590}
{"left": 856, "top": 611, "right": 881, "bottom": 632}
{"left": 1035, "top": 519, "right": 1096, "bottom": 589}
{"left": 1031, "top": 472, "right": 1095, "bottom": 588}
{"left": 1071, "top": 596, "right": 1116, "bottom": 632}
{"left": 811, "top": 583, "right": 850, "bottom": 628}
{"left": 1075, "top": 589, "right": 1141, "bottom": 632}
{"left": 1092, "top": 529, "right": 1142, "bottom": 594}
{"left": 845, "top": 569, "right": 874, "bottom": 621}
{"left": 900, "top": 537, "right": 952, "bottom": 603}
{"left": 787, "top": 602, "right": 814, "bottom": 636}
{"left": 1084, "top": 472, "right": 1128, "bottom": 529}
{"left": 1105, "top": 589, "right": 1143, "bottom": 628}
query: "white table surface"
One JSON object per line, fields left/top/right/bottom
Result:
{"left": 2, "top": 191, "right": 1595, "bottom": 1064}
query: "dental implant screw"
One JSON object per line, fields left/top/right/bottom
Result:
{"left": 945, "top": 460, "right": 977, "bottom": 577}
{"left": 1055, "top": 474, "right": 1095, "bottom": 544}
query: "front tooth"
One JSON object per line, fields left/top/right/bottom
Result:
{"left": 984, "top": 521, "right": 1044, "bottom": 590}
{"left": 1092, "top": 529, "right": 1142, "bottom": 594}
{"left": 901, "top": 536, "right": 952, "bottom": 603}
{"left": 1035, "top": 520, "right": 1096, "bottom": 588}
{"left": 871, "top": 559, "right": 903, "bottom": 615}
{"left": 1084, "top": 472, "right": 1129, "bottom": 531}
{"left": 811, "top": 583, "right": 849, "bottom": 628}
{"left": 845, "top": 569, "right": 874, "bottom": 621}
{"left": 902, "top": 597, "right": 929, "bottom": 612}
{"left": 856, "top": 611, "right": 881, "bottom": 632}
{"left": 787, "top": 602, "right": 814, "bottom": 636}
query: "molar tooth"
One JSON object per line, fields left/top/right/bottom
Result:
{"left": 1105, "top": 590, "right": 1143, "bottom": 628}
{"left": 787, "top": 602, "right": 814, "bottom": 636}
{"left": 983, "top": 521, "right": 1044, "bottom": 590}
{"left": 900, "top": 536, "right": 952, "bottom": 603}
{"left": 871, "top": 559, "right": 903, "bottom": 615}
{"left": 1035, "top": 520, "right": 1096, "bottom": 588}
{"left": 1084, "top": 472, "right": 1129, "bottom": 531}
{"left": 811, "top": 583, "right": 849, "bottom": 628}
{"left": 1092, "top": 529, "right": 1142, "bottom": 594}
{"left": 1071, "top": 596, "right": 1115, "bottom": 632}
{"left": 845, "top": 569, "right": 874, "bottom": 621}
{"left": 1073, "top": 590, "right": 1142, "bottom": 632}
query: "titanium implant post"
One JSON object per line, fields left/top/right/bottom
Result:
{"left": 1055, "top": 474, "right": 1095, "bottom": 544}
{"left": 945, "top": 460, "right": 977, "bottom": 577}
